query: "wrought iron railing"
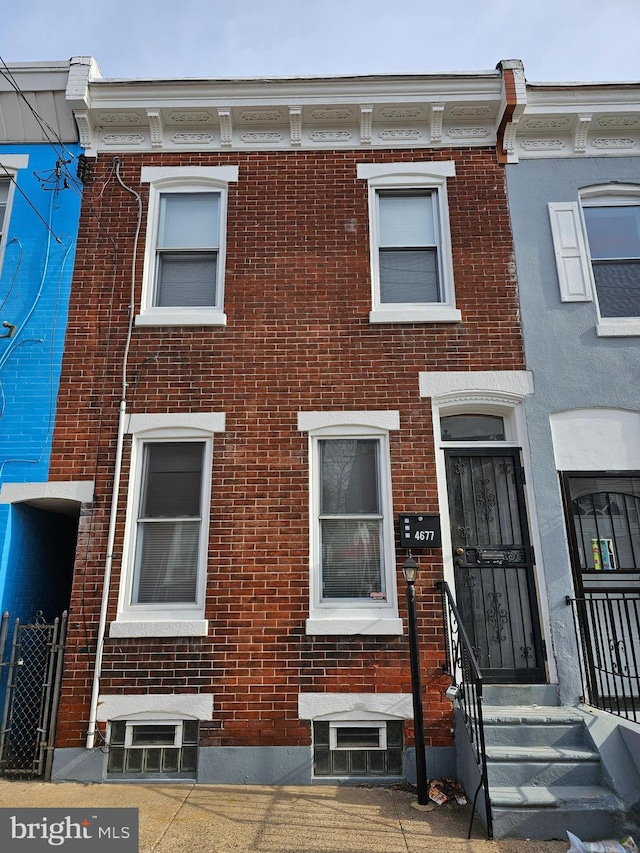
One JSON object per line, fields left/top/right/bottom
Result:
{"left": 567, "top": 589, "right": 640, "bottom": 723}
{"left": 438, "top": 581, "right": 493, "bottom": 840}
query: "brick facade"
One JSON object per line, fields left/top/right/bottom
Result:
{"left": 50, "top": 145, "right": 523, "bottom": 760}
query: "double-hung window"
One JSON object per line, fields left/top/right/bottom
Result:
{"left": 377, "top": 191, "right": 440, "bottom": 304}
{"left": 155, "top": 192, "right": 220, "bottom": 309}
{"left": 133, "top": 441, "right": 204, "bottom": 605}
{"left": 358, "top": 162, "right": 460, "bottom": 324}
{"left": 549, "top": 185, "right": 640, "bottom": 336}
{"left": 0, "top": 178, "right": 9, "bottom": 241}
{"left": 111, "top": 412, "right": 225, "bottom": 638}
{"left": 319, "top": 438, "right": 383, "bottom": 600}
{"left": 0, "top": 166, "right": 21, "bottom": 277}
{"left": 137, "top": 166, "right": 238, "bottom": 327}
{"left": 298, "top": 412, "right": 402, "bottom": 636}
{"left": 582, "top": 202, "right": 640, "bottom": 319}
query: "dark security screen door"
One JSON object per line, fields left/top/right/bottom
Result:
{"left": 445, "top": 449, "right": 544, "bottom": 683}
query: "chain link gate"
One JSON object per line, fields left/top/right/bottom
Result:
{"left": 0, "top": 610, "right": 68, "bottom": 780}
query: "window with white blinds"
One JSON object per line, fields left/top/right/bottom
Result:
{"left": 133, "top": 442, "right": 204, "bottom": 605}
{"left": 357, "top": 161, "right": 459, "bottom": 324}
{"left": 319, "top": 439, "right": 385, "bottom": 600}
{"left": 155, "top": 193, "right": 220, "bottom": 308}
{"left": 138, "top": 166, "right": 238, "bottom": 327}
{"left": 378, "top": 191, "right": 440, "bottom": 304}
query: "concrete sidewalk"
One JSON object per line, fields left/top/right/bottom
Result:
{"left": 0, "top": 780, "right": 571, "bottom": 853}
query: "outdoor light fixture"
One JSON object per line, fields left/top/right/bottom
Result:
{"left": 402, "top": 556, "right": 419, "bottom": 584}
{"left": 403, "top": 554, "right": 429, "bottom": 807}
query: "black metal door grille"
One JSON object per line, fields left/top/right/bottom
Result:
{"left": 445, "top": 449, "right": 544, "bottom": 683}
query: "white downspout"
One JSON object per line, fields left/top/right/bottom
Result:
{"left": 85, "top": 398, "right": 126, "bottom": 748}
{"left": 85, "top": 158, "right": 141, "bottom": 749}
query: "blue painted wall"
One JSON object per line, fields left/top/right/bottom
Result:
{"left": 0, "top": 144, "right": 83, "bottom": 620}
{"left": 506, "top": 157, "right": 640, "bottom": 702}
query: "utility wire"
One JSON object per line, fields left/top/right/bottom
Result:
{"left": 0, "top": 161, "right": 62, "bottom": 243}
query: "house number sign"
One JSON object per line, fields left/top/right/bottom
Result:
{"left": 399, "top": 514, "right": 442, "bottom": 548}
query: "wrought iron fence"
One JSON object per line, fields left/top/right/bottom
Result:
{"left": 0, "top": 611, "right": 68, "bottom": 780}
{"left": 567, "top": 589, "right": 640, "bottom": 723}
{"left": 438, "top": 581, "right": 493, "bottom": 840}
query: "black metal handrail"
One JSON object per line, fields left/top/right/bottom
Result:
{"left": 438, "top": 581, "right": 493, "bottom": 840}
{"left": 567, "top": 588, "right": 640, "bottom": 724}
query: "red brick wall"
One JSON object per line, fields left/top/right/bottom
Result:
{"left": 51, "top": 147, "right": 523, "bottom": 751}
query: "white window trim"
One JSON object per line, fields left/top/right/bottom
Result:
{"left": 0, "top": 156, "right": 28, "bottom": 277}
{"left": 550, "top": 184, "right": 640, "bottom": 337}
{"left": 583, "top": 185, "right": 640, "bottom": 337}
{"left": 97, "top": 692, "right": 214, "bottom": 721}
{"left": 357, "top": 162, "right": 460, "bottom": 324}
{"left": 110, "top": 412, "right": 225, "bottom": 638}
{"left": 137, "top": 165, "right": 238, "bottom": 327}
{"left": 298, "top": 692, "right": 413, "bottom": 720}
{"left": 298, "top": 411, "right": 402, "bottom": 636}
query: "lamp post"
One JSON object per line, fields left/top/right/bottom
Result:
{"left": 403, "top": 555, "right": 429, "bottom": 807}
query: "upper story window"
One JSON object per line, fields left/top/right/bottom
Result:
{"left": 137, "top": 166, "right": 239, "bottom": 327}
{"left": 0, "top": 179, "right": 9, "bottom": 240}
{"left": 582, "top": 202, "right": 640, "bottom": 319}
{"left": 155, "top": 192, "right": 220, "bottom": 309}
{"left": 549, "top": 185, "right": 640, "bottom": 337}
{"left": 0, "top": 168, "right": 20, "bottom": 277}
{"left": 298, "top": 411, "right": 402, "bottom": 636}
{"left": 358, "top": 162, "right": 461, "bottom": 324}
{"left": 111, "top": 412, "right": 225, "bottom": 638}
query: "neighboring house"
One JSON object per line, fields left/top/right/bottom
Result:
{"left": 501, "top": 68, "right": 640, "bottom": 838}
{"left": 0, "top": 59, "right": 94, "bottom": 622}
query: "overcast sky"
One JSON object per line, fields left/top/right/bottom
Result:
{"left": 2, "top": 0, "right": 639, "bottom": 83}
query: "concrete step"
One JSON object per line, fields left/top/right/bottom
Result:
{"left": 483, "top": 708, "right": 588, "bottom": 748}
{"left": 489, "top": 785, "right": 624, "bottom": 840}
{"left": 482, "top": 684, "right": 560, "bottom": 707}
{"left": 486, "top": 746, "right": 601, "bottom": 786}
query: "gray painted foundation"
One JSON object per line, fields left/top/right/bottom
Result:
{"left": 51, "top": 744, "right": 456, "bottom": 786}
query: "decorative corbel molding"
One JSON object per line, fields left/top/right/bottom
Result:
{"left": 574, "top": 114, "right": 592, "bottom": 154}
{"left": 146, "top": 110, "right": 163, "bottom": 148}
{"left": 217, "top": 109, "right": 233, "bottom": 147}
{"left": 430, "top": 103, "right": 445, "bottom": 143}
{"left": 289, "top": 107, "right": 302, "bottom": 146}
{"left": 74, "top": 110, "right": 94, "bottom": 151}
{"left": 360, "top": 106, "right": 373, "bottom": 145}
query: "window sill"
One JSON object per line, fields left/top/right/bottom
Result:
{"left": 305, "top": 617, "right": 404, "bottom": 636}
{"left": 596, "top": 319, "right": 640, "bottom": 337}
{"left": 109, "top": 620, "right": 209, "bottom": 638}
{"left": 135, "top": 311, "right": 227, "bottom": 327}
{"left": 369, "top": 307, "right": 461, "bottom": 324}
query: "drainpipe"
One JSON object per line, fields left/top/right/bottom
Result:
{"left": 496, "top": 59, "right": 527, "bottom": 165}
{"left": 85, "top": 158, "right": 141, "bottom": 749}
{"left": 85, "top": 397, "right": 126, "bottom": 749}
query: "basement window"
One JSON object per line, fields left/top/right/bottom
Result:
{"left": 313, "top": 720, "right": 403, "bottom": 777}
{"left": 107, "top": 719, "right": 198, "bottom": 778}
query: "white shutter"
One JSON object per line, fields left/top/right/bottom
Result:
{"left": 548, "top": 202, "right": 594, "bottom": 302}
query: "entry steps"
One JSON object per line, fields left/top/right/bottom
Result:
{"left": 481, "top": 686, "right": 624, "bottom": 840}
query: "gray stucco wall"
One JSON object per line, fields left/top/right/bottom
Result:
{"left": 506, "top": 157, "right": 640, "bottom": 704}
